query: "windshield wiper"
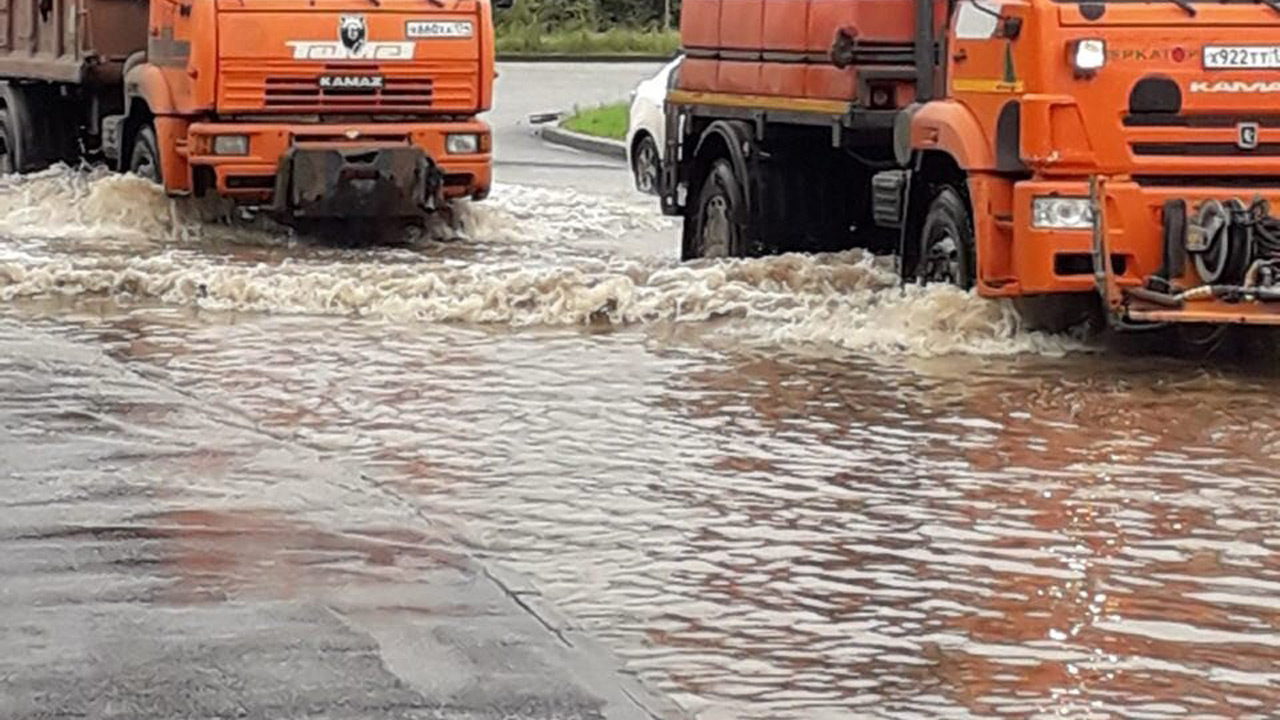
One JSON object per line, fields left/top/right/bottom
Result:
{"left": 1166, "top": 0, "right": 1197, "bottom": 17}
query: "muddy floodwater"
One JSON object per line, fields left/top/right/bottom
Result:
{"left": 5, "top": 169, "right": 1280, "bottom": 719}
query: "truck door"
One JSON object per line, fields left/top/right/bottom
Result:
{"left": 946, "top": 0, "right": 1021, "bottom": 144}
{"left": 149, "top": 0, "right": 199, "bottom": 109}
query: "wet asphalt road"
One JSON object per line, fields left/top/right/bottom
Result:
{"left": 489, "top": 61, "right": 664, "bottom": 195}
{"left": 0, "top": 320, "right": 682, "bottom": 720}
{"left": 0, "top": 63, "right": 680, "bottom": 720}
{"left": 7, "top": 63, "right": 1280, "bottom": 720}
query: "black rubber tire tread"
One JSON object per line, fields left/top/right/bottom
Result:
{"left": 129, "top": 126, "right": 163, "bottom": 185}
{"left": 919, "top": 185, "right": 977, "bottom": 290}
{"left": 685, "top": 159, "right": 748, "bottom": 260}
{"left": 0, "top": 110, "right": 17, "bottom": 175}
{"left": 5, "top": 85, "right": 78, "bottom": 172}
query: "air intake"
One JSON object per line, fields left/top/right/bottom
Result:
{"left": 1129, "top": 77, "right": 1182, "bottom": 115}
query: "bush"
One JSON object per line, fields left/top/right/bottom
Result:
{"left": 495, "top": 0, "right": 682, "bottom": 54}
{"left": 495, "top": 27, "right": 680, "bottom": 55}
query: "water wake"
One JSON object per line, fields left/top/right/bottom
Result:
{"left": 0, "top": 168, "right": 1079, "bottom": 357}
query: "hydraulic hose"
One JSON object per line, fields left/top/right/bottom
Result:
{"left": 1127, "top": 286, "right": 1184, "bottom": 308}
{"left": 1128, "top": 283, "right": 1280, "bottom": 306}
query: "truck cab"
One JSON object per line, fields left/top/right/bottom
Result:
{"left": 931, "top": 0, "right": 1280, "bottom": 326}
{"left": 0, "top": 0, "right": 502, "bottom": 220}
{"left": 662, "top": 0, "right": 1280, "bottom": 330}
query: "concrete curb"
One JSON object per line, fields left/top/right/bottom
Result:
{"left": 498, "top": 53, "right": 674, "bottom": 63}
{"left": 540, "top": 124, "right": 629, "bottom": 161}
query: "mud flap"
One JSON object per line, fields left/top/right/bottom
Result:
{"left": 273, "top": 146, "right": 443, "bottom": 219}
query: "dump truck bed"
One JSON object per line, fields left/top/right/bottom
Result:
{"left": 0, "top": 0, "right": 147, "bottom": 84}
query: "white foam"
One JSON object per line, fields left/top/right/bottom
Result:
{"left": 0, "top": 167, "right": 1081, "bottom": 358}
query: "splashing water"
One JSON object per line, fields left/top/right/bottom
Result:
{"left": 0, "top": 167, "right": 1080, "bottom": 357}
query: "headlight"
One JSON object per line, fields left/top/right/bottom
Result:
{"left": 212, "top": 135, "right": 249, "bottom": 156}
{"left": 446, "top": 133, "right": 480, "bottom": 154}
{"left": 1072, "top": 39, "right": 1106, "bottom": 74}
{"left": 1033, "top": 196, "right": 1094, "bottom": 229}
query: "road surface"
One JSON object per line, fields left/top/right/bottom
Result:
{"left": 490, "top": 61, "right": 665, "bottom": 195}
{"left": 0, "top": 319, "right": 680, "bottom": 720}
{"left": 3, "top": 63, "right": 1280, "bottom": 720}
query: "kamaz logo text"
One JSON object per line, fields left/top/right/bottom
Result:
{"left": 1190, "top": 80, "right": 1280, "bottom": 93}
{"left": 319, "top": 75, "right": 384, "bottom": 90}
{"left": 288, "top": 41, "right": 415, "bottom": 61}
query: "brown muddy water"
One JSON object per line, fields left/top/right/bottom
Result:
{"left": 4, "top": 168, "right": 1280, "bottom": 719}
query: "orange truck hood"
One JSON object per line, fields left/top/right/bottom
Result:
{"left": 216, "top": 0, "right": 485, "bottom": 115}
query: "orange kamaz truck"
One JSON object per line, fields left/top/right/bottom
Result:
{"left": 0, "top": 0, "right": 500, "bottom": 221}
{"left": 663, "top": 0, "right": 1280, "bottom": 329}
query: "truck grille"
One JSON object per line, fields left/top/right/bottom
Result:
{"left": 219, "top": 60, "right": 478, "bottom": 114}
{"left": 1124, "top": 113, "right": 1280, "bottom": 128}
{"left": 1131, "top": 142, "right": 1280, "bottom": 157}
{"left": 263, "top": 76, "right": 435, "bottom": 109}
{"left": 1125, "top": 113, "right": 1280, "bottom": 160}
{"left": 1134, "top": 175, "right": 1280, "bottom": 188}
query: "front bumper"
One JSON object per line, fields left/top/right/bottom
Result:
{"left": 184, "top": 120, "right": 492, "bottom": 215}
{"left": 1010, "top": 176, "right": 1280, "bottom": 326}
{"left": 274, "top": 146, "right": 438, "bottom": 219}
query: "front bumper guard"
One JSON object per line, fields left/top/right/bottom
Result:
{"left": 1090, "top": 177, "right": 1280, "bottom": 327}
{"left": 272, "top": 146, "right": 444, "bottom": 219}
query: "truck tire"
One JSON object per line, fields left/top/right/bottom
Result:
{"left": 0, "top": 84, "right": 78, "bottom": 172}
{"left": 918, "top": 186, "right": 976, "bottom": 289}
{"left": 685, "top": 159, "right": 748, "bottom": 260}
{"left": 0, "top": 111, "right": 16, "bottom": 174}
{"left": 129, "top": 126, "right": 163, "bottom": 185}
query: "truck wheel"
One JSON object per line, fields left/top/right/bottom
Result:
{"left": 918, "top": 186, "right": 976, "bottom": 289}
{"left": 129, "top": 126, "right": 163, "bottom": 184}
{"left": 0, "top": 111, "right": 15, "bottom": 174}
{"left": 632, "top": 134, "right": 660, "bottom": 195}
{"left": 686, "top": 159, "right": 747, "bottom": 259}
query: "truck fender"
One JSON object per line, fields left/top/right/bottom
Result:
{"left": 692, "top": 120, "right": 755, "bottom": 220}
{"left": 116, "top": 62, "right": 191, "bottom": 193}
{"left": 116, "top": 62, "right": 177, "bottom": 174}
{"left": 908, "top": 100, "right": 996, "bottom": 172}
{"left": 124, "top": 62, "right": 177, "bottom": 117}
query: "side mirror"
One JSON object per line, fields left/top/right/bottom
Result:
{"left": 494, "top": 0, "right": 514, "bottom": 9}
{"left": 1000, "top": 16, "right": 1022, "bottom": 40}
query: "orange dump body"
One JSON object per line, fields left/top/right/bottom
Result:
{"left": 679, "top": 0, "right": 721, "bottom": 91}
{"left": 0, "top": 0, "right": 148, "bottom": 83}
{"left": 678, "top": 0, "right": 917, "bottom": 103}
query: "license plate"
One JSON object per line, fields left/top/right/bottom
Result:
{"left": 1204, "top": 45, "right": 1280, "bottom": 69}
{"left": 406, "top": 20, "right": 474, "bottom": 38}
